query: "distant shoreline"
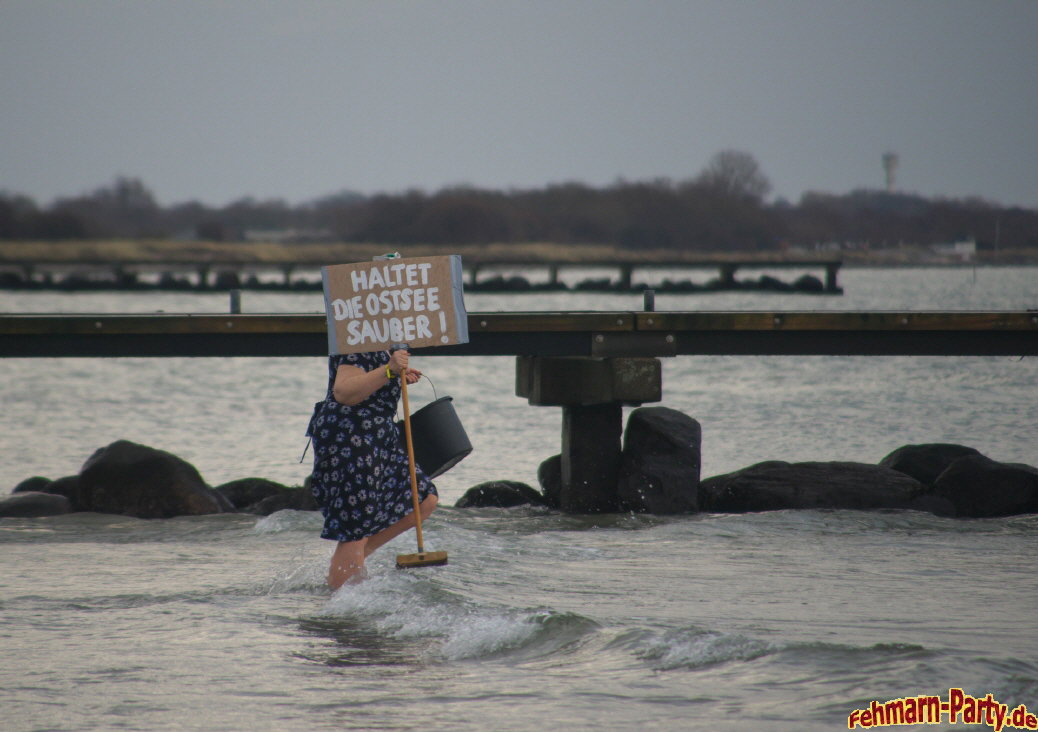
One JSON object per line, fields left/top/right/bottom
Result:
{"left": 6, "top": 238, "right": 1036, "bottom": 294}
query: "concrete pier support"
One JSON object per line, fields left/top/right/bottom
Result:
{"left": 548, "top": 265, "right": 559, "bottom": 287}
{"left": 825, "top": 263, "right": 840, "bottom": 293}
{"left": 516, "top": 356, "right": 662, "bottom": 512}
{"left": 618, "top": 264, "right": 634, "bottom": 289}
{"left": 561, "top": 402, "right": 622, "bottom": 512}
{"left": 280, "top": 265, "right": 295, "bottom": 287}
{"left": 719, "top": 264, "right": 738, "bottom": 288}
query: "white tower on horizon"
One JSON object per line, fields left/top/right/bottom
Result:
{"left": 882, "top": 152, "right": 898, "bottom": 193}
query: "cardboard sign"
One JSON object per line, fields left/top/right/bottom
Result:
{"left": 321, "top": 255, "right": 469, "bottom": 354}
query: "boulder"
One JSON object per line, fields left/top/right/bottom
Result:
{"left": 14, "top": 475, "right": 82, "bottom": 509}
{"left": 756, "top": 274, "right": 793, "bottom": 292}
{"left": 215, "top": 477, "right": 292, "bottom": 510}
{"left": 214, "top": 477, "right": 318, "bottom": 515}
{"left": 13, "top": 476, "right": 52, "bottom": 494}
{"left": 931, "top": 455, "right": 1038, "bottom": 518}
{"left": 699, "top": 461, "right": 922, "bottom": 513}
{"left": 879, "top": 443, "right": 983, "bottom": 486}
{"left": 537, "top": 455, "right": 562, "bottom": 509}
{"left": 616, "top": 407, "right": 701, "bottom": 514}
{"left": 455, "top": 481, "right": 547, "bottom": 508}
{"left": 906, "top": 492, "right": 958, "bottom": 517}
{"left": 0, "top": 491, "right": 73, "bottom": 518}
{"left": 77, "top": 440, "right": 233, "bottom": 519}
{"left": 248, "top": 488, "right": 319, "bottom": 516}
{"left": 793, "top": 274, "right": 825, "bottom": 292}
{"left": 42, "top": 475, "right": 83, "bottom": 509}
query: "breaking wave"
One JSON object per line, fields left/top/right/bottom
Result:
{"left": 320, "top": 571, "right": 598, "bottom": 662}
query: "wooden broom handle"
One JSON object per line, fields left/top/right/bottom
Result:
{"left": 400, "top": 367, "right": 425, "bottom": 553}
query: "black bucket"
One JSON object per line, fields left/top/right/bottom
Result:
{"left": 399, "top": 396, "right": 473, "bottom": 478}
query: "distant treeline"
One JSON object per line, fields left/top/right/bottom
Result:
{"left": 2, "top": 151, "right": 1035, "bottom": 251}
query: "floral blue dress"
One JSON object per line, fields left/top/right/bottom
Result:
{"left": 307, "top": 351, "right": 436, "bottom": 543}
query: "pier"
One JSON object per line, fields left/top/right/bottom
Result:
{"left": 3, "top": 310, "right": 1034, "bottom": 511}
{"left": 0, "top": 242, "right": 843, "bottom": 293}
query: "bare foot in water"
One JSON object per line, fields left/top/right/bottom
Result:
{"left": 327, "top": 540, "right": 367, "bottom": 589}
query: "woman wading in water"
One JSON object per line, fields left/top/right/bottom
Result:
{"left": 307, "top": 347, "right": 438, "bottom": 588}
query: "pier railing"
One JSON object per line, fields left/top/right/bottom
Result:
{"left": 1, "top": 311, "right": 1035, "bottom": 358}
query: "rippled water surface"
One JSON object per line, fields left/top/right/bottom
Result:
{"left": 2, "top": 267, "right": 1037, "bottom": 731}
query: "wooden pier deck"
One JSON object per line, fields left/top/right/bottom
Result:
{"left": 2, "top": 311, "right": 1035, "bottom": 358}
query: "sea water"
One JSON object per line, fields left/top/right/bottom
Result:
{"left": 2, "top": 266, "right": 1037, "bottom": 731}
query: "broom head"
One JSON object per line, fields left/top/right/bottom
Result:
{"left": 396, "top": 550, "right": 449, "bottom": 569}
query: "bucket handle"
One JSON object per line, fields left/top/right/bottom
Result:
{"left": 423, "top": 373, "right": 439, "bottom": 401}
{"left": 390, "top": 371, "right": 435, "bottom": 423}
{"left": 389, "top": 343, "right": 438, "bottom": 402}
{"left": 396, "top": 372, "right": 439, "bottom": 422}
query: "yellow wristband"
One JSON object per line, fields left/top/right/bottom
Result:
{"left": 386, "top": 365, "right": 394, "bottom": 380}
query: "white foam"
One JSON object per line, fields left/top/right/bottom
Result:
{"left": 322, "top": 574, "right": 552, "bottom": 660}
{"left": 253, "top": 509, "right": 323, "bottom": 534}
{"left": 440, "top": 610, "right": 544, "bottom": 660}
{"left": 325, "top": 572, "right": 417, "bottom": 617}
{"left": 636, "top": 627, "right": 773, "bottom": 670}
{"left": 266, "top": 555, "right": 328, "bottom": 594}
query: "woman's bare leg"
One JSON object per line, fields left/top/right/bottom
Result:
{"left": 327, "top": 539, "right": 368, "bottom": 590}
{"left": 364, "top": 494, "right": 438, "bottom": 556}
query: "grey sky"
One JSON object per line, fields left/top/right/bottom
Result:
{"left": 2, "top": 1, "right": 1036, "bottom": 208}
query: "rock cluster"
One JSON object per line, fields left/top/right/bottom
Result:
{"left": 698, "top": 461, "right": 921, "bottom": 513}
{"left": 457, "top": 406, "right": 702, "bottom": 513}
{"left": 465, "top": 273, "right": 831, "bottom": 294}
{"left": 2, "top": 439, "right": 315, "bottom": 520}
{"left": 5, "top": 426, "right": 1036, "bottom": 522}
{"left": 454, "top": 408, "right": 1038, "bottom": 520}
{"left": 2, "top": 272, "right": 831, "bottom": 295}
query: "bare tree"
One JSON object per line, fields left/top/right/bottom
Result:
{"left": 694, "top": 150, "right": 772, "bottom": 202}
